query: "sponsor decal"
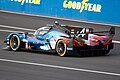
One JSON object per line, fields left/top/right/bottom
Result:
{"left": 11, "top": 0, "right": 41, "bottom": 5}
{"left": 63, "top": 0, "right": 102, "bottom": 13}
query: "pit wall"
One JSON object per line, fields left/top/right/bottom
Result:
{"left": 0, "top": 0, "right": 120, "bottom": 25}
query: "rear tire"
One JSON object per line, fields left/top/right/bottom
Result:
{"left": 9, "top": 35, "right": 21, "bottom": 51}
{"left": 104, "top": 45, "right": 111, "bottom": 55}
{"left": 104, "top": 49, "right": 110, "bottom": 55}
{"left": 56, "top": 40, "right": 67, "bottom": 57}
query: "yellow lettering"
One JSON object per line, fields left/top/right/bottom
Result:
{"left": 63, "top": 0, "right": 68, "bottom": 8}
{"left": 68, "top": 1, "right": 72, "bottom": 9}
{"left": 33, "top": 0, "right": 40, "bottom": 4}
{"left": 21, "top": 0, "right": 25, "bottom": 5}
{"left": 80, "top": 0, "right": 89, "bottom": 13}
{"left": 76, "top": 2, "right": 81, "bottom": 10}
{"left": 29, "top": 0, "right": 33, "bottom": 4}
{"left": 88, "top": 3, "right": 93, "bottom": 11}
{"left": 72, "top": 1, "right": 76, "bottom": 9}
{"left": 18, "top": 0, "right": 22, "bottom": 2}
{"left": 84, "top": 3, "right": 89, "bottom": 10}
{"left": 26, "top": 0, "right": 29, "bottom": 3}
{"left": 92, "top": 4, "right": 97, "bottom": 12}
{"left": 96, "top": 4, "right": 101, "bottom": 12}
{"left": 11, "top": 0, "right": 41, "bottom": 5}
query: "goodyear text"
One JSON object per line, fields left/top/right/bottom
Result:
{"left": 63, "top": 0, "right": 102, "bottom": 13}
{"left": 11, "top": 0, "right": 41, "bottom": 5}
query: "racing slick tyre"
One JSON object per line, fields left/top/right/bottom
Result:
{"left": 56, "top": 39, "right": 67, "bottom": 57}
{"left": 9, "top": 35, "right": 21, "bottom": 51}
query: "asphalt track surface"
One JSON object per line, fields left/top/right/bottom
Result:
{"left": 0, "top": 11, "right": 120, "bottom": 80}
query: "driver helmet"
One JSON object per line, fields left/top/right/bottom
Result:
{"left": 55, "top": 21, "right": 59, "bottom": 25}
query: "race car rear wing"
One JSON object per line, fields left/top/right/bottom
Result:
{"left": 91, "top": 27, "right": 115, "bottom": 34}
{"left": 54, "top": 22, "right": 115, "bottom": 39}
{"left": 61, "top": 25, "right": 115, "bottom": 38}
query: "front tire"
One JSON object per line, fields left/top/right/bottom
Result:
{"left": 9, "top": 35, "right": 21, "bottom": 51}
{"left": 56, "top": 40, "right": 67, "bottom": 57}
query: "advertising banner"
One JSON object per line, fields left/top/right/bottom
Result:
{"left": 0, "top": 0, "right": 120, "bottom": 25}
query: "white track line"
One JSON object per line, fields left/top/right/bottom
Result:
{"left": 0, "top": 29, "right": 33, "bottom": 34}
{"left": 112, "top": 41, "right": 120, "bottom": 44}
{"left": 0, "top": 10, "right": 120, "bottom": 27}
{"left": 0, "top": 24, "right": 120, "bottom": 44}
{"left": 0, "top": 24, "right": 35, "bottom": 31}
{"left": 0, "top": 29, "right": 24, "bottom": 33}
{"left": 0, "top": 58, "right": 120, "bottom": 77}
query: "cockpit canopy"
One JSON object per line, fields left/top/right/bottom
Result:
{"left": 33, "top": 26, "right": 52, "bottom": 36}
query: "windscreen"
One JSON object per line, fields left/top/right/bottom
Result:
{"left": 33, "top": 26, "right": 51, "bottom": 36}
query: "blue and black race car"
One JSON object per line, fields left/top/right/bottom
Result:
{"left": 4, "top": 22, "right": 115, "bottom": 56}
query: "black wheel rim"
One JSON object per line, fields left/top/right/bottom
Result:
{"left": 57, "top": 41, "right": 65, "bottom": 55}
{"left": 11, "top": 36, "right": 18, "bottom": 49}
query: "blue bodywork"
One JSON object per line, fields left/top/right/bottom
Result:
{"left": 26, "top": 30, "right": 69, "bottom": 50}
{"left": 5, "top": 25, "right": 69, "bottom": 51}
